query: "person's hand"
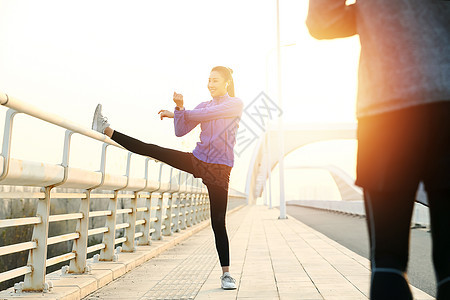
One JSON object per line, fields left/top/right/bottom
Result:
{"left": 173, "top": 92, "right": 184, "bottom": 109}
{"left": 158, "top": 109, "right": 174, "bottom": 120}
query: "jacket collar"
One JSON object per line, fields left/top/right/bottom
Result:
{"left": 212, "top": 93, "right": 229, "bottom": 103}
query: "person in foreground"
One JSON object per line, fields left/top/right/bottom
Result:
{"left": 92, "top": 66, "right": 243, "bottom": 290}
{"left": 306, "top": 1, "right": 450, "bottom": 299}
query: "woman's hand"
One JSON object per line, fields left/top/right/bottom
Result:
{"left": 173, "top": 92, "right": 184, "bottom": 109}
{"left": 158, "top": 109, "right": 174, "bottom": 120}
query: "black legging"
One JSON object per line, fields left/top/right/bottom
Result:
{"left": 364, "top": 188, "right": 450, "bottom": 300}
{"left": 111, "top": 130, "right": 230, "bottom": 267}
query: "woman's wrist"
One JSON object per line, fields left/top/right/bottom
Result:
{"left": 176, "top": 105, "right": 184, "bottom": 110}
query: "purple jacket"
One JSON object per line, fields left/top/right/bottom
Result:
{"left": 174, "top": 93, "right": 244, "bottom": 167}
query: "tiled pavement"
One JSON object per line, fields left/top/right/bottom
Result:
{"left": 84, "top": 205, "right": 433, "bottom": 300}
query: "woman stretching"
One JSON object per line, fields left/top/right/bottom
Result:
{"left": 91, "top": 66, "right": 243, "bottom": 290}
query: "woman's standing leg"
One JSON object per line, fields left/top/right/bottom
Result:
{"left": 205, "top": 183, "right": 236, "bottom": 289}
{"left": 206, "top": 183, "right": 230, "bottom": 268}
{"left": 109, "top": 128, "right": 234, "bottom": 269}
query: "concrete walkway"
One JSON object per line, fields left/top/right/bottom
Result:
{"left": 84, "top": 205, "right": 433, "bottom": 300}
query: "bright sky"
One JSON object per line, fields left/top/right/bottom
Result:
{"left": 0, "top": 0, "right": 360, "bottom": 194}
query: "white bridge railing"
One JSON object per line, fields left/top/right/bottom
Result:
{"left": 0, "top": 92, "right": 245, "bottom": 293}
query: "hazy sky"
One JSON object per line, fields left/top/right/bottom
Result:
{"left": 0, "top": 0, "right": 360, "bottom": 194}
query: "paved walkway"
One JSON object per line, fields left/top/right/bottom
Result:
{"left": 84, "top": 205, "right": 433, "bottom": 300}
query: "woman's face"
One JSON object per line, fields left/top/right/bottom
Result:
{"left": 208, "top": 71, "right": 228, "bottom": 98}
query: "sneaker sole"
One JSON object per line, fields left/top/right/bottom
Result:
{"left": 221, "top": 285, "right": 237, "bottom": 290}
{"left": 92, "top": 104, "right": 102, "bottom": 131}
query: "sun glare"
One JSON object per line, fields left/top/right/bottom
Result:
{"left": 0, "top": 0, "right": 361, "bottom": 192}
{"left": 261, "top": 0, "right": 360, "bottom": 124}
{"left": 266, "top": 37, "right": 360, "bottom": 124}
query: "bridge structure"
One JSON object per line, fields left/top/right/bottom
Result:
{"left": 245, "top": 122, "right": 357, "bottom": 205}
{"left": 245, "top": 125, "right": 430, "bottom": 226}
{"left": 0, "top": 92, "right": 433, "bottom": 299}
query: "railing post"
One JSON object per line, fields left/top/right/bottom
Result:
{"left": 205, "top": 193, "right": 210, "bottom": 220}
{"left": 200, "top": 193, "right": 207, "bottom": 221}
{"left": 206, "top": 194, "right": 210, "bottom": 219}
{"left": 0, "top": 109, "right": 19, "bottom": 181}
{"left": 152, "top": 193, "right": 166, "bottom": 240}
{"left": 198, "top": 185, "right": 203, "bottom": 222}
{"left": 172, "top": 172, "right": 182, "bottom": 233}
{"left": 172, "top": 193, "right": 180, "bottom": 233}
{"left": 184, "top": 175, "right": 191, "bottom": 227}
{"left": 139, "top": 192, "right": 152, "bottom": 245}
{"left": 152, "top": 161, "right": 166, "bottom": 240}
{"left": 138, "top": 158, "right": 155, "bottom": 245}
{"left": 179, "top": 192, "right": 187, "bottom": 230}
{"left": 198, "top": 193, "right": 203, "bottom": 223}
{"left": 100, "top": 190, "right": 119, "bottom": 261}
{"left": 122, "top": 153, "right": 137, "bottom": 252}
{"left": 188, "top": 177, "right": 195, "bottom": 226}
{"left": 205, "top": 194, "right": 209, "bottom": 220}
{"left": 197, "top": 181, "right": 203, "bottom": 223}
{"left": 161, "top": 168, "right": 174, "bottom": 236}
{"left": 198, "top": 193, "right": 203, "bottom": 222}
{"left": 171, "top": 171, "right": 181, "bottom": 233}
{"left": 185, "top": 192, "right": 192, "bottom": 228}
{"left": 192, "top": 193, "right": 199, "bottom": 225}
{"left": 197, "top": 182, "right": 204, "bottom": 223}
{"left": 122, "top": 191, "right": 138, "bottom": 252}
{"left": 162, "top": 191, "right": 173, "bottom": 236}
{"left": 69, "top": 189, "right": 91, "bottom": 273}
{"left": 149, "top": 192, "right": 158, "bottom": 239}
{"left": 177, "top": 172, "right": 186, "bottom": 231}
{"left": 53, "top": 129, "right": 91, "bottom": 274}
{"left": 88, "top": 142, "right": 119, "bottom": 261}
{"left": 23, "top": 187, "right": 52, "bottom": 292}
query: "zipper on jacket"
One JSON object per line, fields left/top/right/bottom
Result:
{"left": 207, "top": 118, "right": 212, "bottom": 162}
{"left": 224, "top": 124, "right": 227, "bottom": 161}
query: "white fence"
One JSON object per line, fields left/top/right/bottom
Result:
{"left": 287, "top": 200, "right": 430, "bottom": 227}
{"left": 0, "top": 92, "right": 246, "bottom": 292}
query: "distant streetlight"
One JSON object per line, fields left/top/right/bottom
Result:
{"left": 263, "top": 12, "right": 295, "bottom": 215}
{"left": 276, "top": 0, "right": 287, "bottom": 219}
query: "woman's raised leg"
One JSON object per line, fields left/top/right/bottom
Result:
{"left": 110, "top": 130, "right": 196, "bottom": 174}
{"left": 92, "top": 104, "right": 195, "bottom": 174}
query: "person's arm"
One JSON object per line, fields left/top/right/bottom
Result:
{"left": 184, "top": 98, "right": 244, "bottom": 122}
{"left": 173, "top": 102, "right": 204, "bottom": 137}
{"left": 306, "top": 0, "right": 357, "bottom": 40}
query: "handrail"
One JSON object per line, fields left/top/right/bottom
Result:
{"left": 0, "top": 92, "right": 120, "bottom": 148}
{"left": 0, "top": 93, "right": 177, "bottom": 291}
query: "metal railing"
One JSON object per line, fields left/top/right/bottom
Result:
{"left": 0, "top": 92, "right": 243, "bottom": 292}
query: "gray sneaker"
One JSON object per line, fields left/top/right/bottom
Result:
{"left": 92, "top": 104, "right": 110, "bottom": 134}
{"left": 220, "top": 272, "right": 236, "bottom": 290}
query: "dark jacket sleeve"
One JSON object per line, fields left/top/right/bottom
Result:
{"left": 306, "top": 0, "right": 357, "bottom": 40}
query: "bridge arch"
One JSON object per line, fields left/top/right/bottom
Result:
{"left": 245, "top": 123, "right": 357, "bottom": 204}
